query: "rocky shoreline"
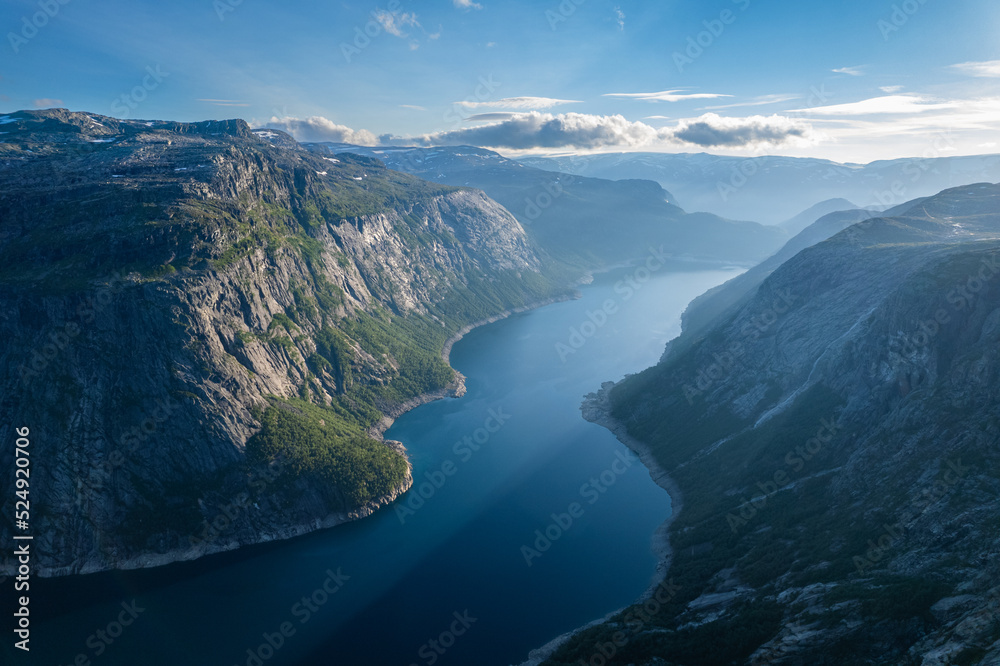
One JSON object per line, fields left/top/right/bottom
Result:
{"left": 516, "top": 379, "right": 681, "bottom": 666}
{"left": 35, "top": 465, "right": 415, "bottom": 578}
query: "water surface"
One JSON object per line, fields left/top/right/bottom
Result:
{"left": 22, "top": 265, "right": 741, "bottom": 666}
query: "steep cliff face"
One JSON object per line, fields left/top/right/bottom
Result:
{"left": 547, "top": 183, "right": 1000, "bottom": 665}
{"left": 0, "top": 109, "right": 558, "bottom": 576}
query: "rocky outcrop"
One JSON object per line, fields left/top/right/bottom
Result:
{"left": 0, "top": 109, "right": 560, "bottom": 576}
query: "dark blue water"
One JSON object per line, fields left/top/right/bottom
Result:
{"left": 16, "top": 265, "right": 740, "bottom": 666}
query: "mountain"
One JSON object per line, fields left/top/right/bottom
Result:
{"left": 779, "top": 198, "right": 860, "bottom": 236}
{"left": 519, "top": 152, "right": 1000, "bottom": 224}
{"left": 0, "top": 109, "right": 565, "bottom": 576}
{"left": 306, "top": 144, "right": 787, "bottom": 269}
{"left": 679, "top": 206, "right": 876, "bottom": 343}
{"left": 544, "top": 183, "right": 1000, "bottom": 665}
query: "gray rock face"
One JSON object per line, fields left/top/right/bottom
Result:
{"left": 0, "top": 109, "right": 554, "bottom": 576}
{"left": 547, "top": 182, "right": 1000, "bottom": 665}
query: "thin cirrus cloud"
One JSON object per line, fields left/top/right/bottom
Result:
{"left": 264, "top": 116, "right": 378, "bottom": 146}
{"left": 198, "top": 99, "right": 251, "bottom": 107}
{"left": 33, "top": 98, "right": 63, "bottom": 108}
{"left": 700, "top": 94, "right": 801, "bottom": 111}
{"left": 390, "top": 111, "right": 813, "bottom": 150}
{"left": 792, "top": 94, "right": 957, "bottom": 116}
{"left": 832, "top": 66, "right": 866, "bottom": 76}
{"left": 456, "top": 96, "right": 583, "bottom": 110}
{"left": 453, "top": 0, "right": 483, "bottom": 9}
{"left": 949, "top": 60, "right": 1000, "bottom": 77}
{"left": 465, "top": 112, "right": 519, "bottom": 122}
{"left": 614, "top": 6, "right": 625, "bottom": 30}
{"left": 604, "top": 90, "right": 732, "bottom": 102}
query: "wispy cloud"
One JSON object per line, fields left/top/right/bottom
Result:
{"left": 879, "top": 85, "right": 904, "bottom": 93}
{"left": 400, "top": 104, "right": 427, "bottom": 111}
{"left": 614, "top": 6, "right": 625, "bottom": 30}
{"left": 465, "top": 112, "right": 518, "bottom": 122}
{"left": 950, "top": 60, "right": 1000, "bottom": 78}
{"left": 264, "top": 116, "right": 377, "bottom": 145}
{"left": 456, "top": 96, "right": 582, "bottom": 109}
{"left": 832, "top": 66, "right": 866, "bottom": 76}
{"left": 454, "top": 0, "right": 483, "bottom": 9}
{"left": 373, "top": 9, "right": 420, "bottom": 38}
{"left": 33, "top": 98, "right": 64, "bottom": 108}
{"left": 198, "top": 98, "right": 251, "bottom": 107}
{"left": 700, "top": 93, "right": 800, "bottom": 111}
{"left": 793, "top": 94, "right": 956, "bottom": 116}
{"left": 604, "top": 90, "right": 732, "bottom": 102}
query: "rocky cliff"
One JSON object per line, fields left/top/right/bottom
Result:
{"left": 545, "top": 183, "right": 1000, "bottom": 665}
{"left": 0, "top": 109, "right": 559, "bottom": 576}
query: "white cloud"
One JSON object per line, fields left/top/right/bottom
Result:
{"left": 879, "top": 85, "right": 904, "bottom": 93}
{"left": 832, "top": 66, "right": 866, "bottom": 76}
{"left": 666, "top": 113, "right": 816, "bottom": 148}
{"left": 950, "top": 60, "right": 1000, "bottom": 78}
{"left": 405, "top": 112, "right": 660, "bottom": 149}
{"left": 391, "top": 111, "right": 813, "bottom": 151}
{"left": 373, "top": 9, "right": 420, "bottom": 37}
{"left": 400, "top": 104, "right": 427, "bottom": 111}
{"left": 264, "top": 116, "right": 378, "bottom": 145}
{"left": 614, "top": 6, "right": 625, "bottom": 30}
{"left": 793, "top": 94, "right": 956, "bottom": 116}
{"left": 465, "top": 112, "right": 518, "bottom": 122}
{"left": 454, "top": 0, "right": 483, "bottom": 9}
{"left": 456, "top": 96, "right": 582, "bottom": 109}
{"left": 604, "top": 90, "right": 732, "bottom": 102}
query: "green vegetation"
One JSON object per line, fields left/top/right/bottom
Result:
{"left": 246, "top": 399, "right": 409, "bottom": 507}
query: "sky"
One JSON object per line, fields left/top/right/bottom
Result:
{"left": 2, "top": 0, "right": 999, "bottom": 163}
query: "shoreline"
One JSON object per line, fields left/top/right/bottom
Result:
{"left": 370, "top": 290, "right": 579, "bottom": 438}
{"left": 28, "top": 265, "right": 695, "bottom": 581}
{"left": 516, "top": 380, "right": 682, "bottom": 666}
{"left": 32, "top": 466, "right": 415, "bottom": 578}
{"left": 28, "top": 291, "right": 579, "bottom": 579}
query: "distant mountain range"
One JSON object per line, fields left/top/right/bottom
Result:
{"left": 519, "top": 152, "right": 1000, "bottom": 224}
{"left": 307, "top": 144, "right": 787, "bottom": 268}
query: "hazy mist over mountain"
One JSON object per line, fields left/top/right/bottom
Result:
{"left": 3, "top": 1, "right": 1000, "bottom": 665}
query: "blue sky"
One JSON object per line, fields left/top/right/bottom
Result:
{"left": 3, "top": 0, "right": 999, "bottom": 161}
